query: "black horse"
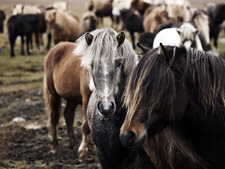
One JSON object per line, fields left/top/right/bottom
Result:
{"left": 7, "top": 14, "right": 39, "bottom": 57}
{"left": 120, "top": 44, "right": 225, "bottom": 168}
{"left": 120, "top": 9, "right": 144, "bottom": 49}
{"left": 210, "top": 4, "right": 225, "bottom": 48}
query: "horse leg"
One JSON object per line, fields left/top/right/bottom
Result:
{"left": 21, "top": 35, "right": 25, "bottom": 55}
{"left": 78, "top": 95, "right": 91, "bottom": 161}
{"left": 46, "top": 32, "right": 52, "bottom": 50}
{"left": 64, "top": 101, "right": 78, "bottom": 150}
{"left": 110, "top": 15, "right": 114, "bottom": 28}
{"left": 9, "top": 36, "right": 15, "bottom": 57}
{"left": 26, "top": 34, "right": 31, "bottom": 55}
{"left": 49, "top": 92, "right": 61, "bottom": 153}
{"left": 130, "top": 32, "right": 136, "bottom": 49}
{"left": 213, "top": 29, "right": 219, "bottom": 49}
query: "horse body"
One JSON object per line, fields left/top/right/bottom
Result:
{"left": 44, "top": 42, "right": 92, "bottom": 160}
{"left": 120, "top": 44, "right": 225, "bottom": 168}
{"left": 153, "top": 28, "right": 181, "bottom": 48}
{"left": 120, "top": 9, "right": 144, "bottom": 49}
{"left": 7, "top": 14, "right": 39, "bottom": 57}
{"left": 210, "top": 4, "right": 225, "bottom": 48}
{"left": 45, "top": 9, "right": 81, "bottom": 45}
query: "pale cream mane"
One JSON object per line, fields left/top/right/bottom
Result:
{"left": 73, "top": 28, "right": 137, "bottom": 77}
{"left": 45, "top": 9, "right": 79, "bottom": 28}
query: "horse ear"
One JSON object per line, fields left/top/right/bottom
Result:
{"left": 159, "top": 43, "right": 171, "bottom": 66}
{"left": 176, "top": 28, "right": 181, "bottom": 35}
{"left": 116, "top": 31, "right": 125, "bottom": 47}
{"left": 85, "top": 32, "right": 93, "bottom": 46}
{"left": 137, "top": 43, "right": 149, "bottom": 54}
{"left": 194, "top": 29, "right": 199, "bottom": 36}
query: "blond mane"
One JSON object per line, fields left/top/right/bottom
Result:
{"left": 73, "top": 28, "right": 137, "bottom": 78}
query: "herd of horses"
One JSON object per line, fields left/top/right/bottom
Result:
{"left": 1, "top": 0, "right": 225, "bottom": 168}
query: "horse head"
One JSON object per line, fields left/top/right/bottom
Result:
{"left": 120, "top": 44, "right": 189, "bottom": 149}
{"left": 176, "top": 23, "right": 202, "bottom": 50}
{"left": 74, "top": 28, "right": 136, "bottom": 118}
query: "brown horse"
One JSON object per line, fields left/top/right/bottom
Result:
{"left": 45, "top": 9, "right": 81, "bottom": 46}
{"left": 143, "top": 4, "right": 171, "bottom": 33}
{"left": 44, "top": 42, "right": 91, "bottom": 160}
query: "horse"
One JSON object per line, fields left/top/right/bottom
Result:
{"left": 166, "top": 4, "right": 192, "bottom": 22}
{"left": 75, "top": 27, "right": 153, "bottom": 169}
{"left": 7, "top": 14, "right": 39, "bottom": 57}
{"left": 81, "top": 11, "right": 98, "bottom": 34}
{"left": 120, "top": 43, "right": 225, "bottom": 168}
{"left": 210, "top": 4, "right": 225, "bottom": 48}
{"left": 45, "top": 9, "right": 81, "bottom": 47}
{"left": 44, "top": 41, "right": 93, "bottom": 161}
{"left": 143, "top": 4, "right": 171, "bottom": 33}
{"left": 120, "top": 9, "right": 144, "bottom": 49}
{"left": 0, "top": 10, "right": 5, "bottom": 33}
{"left": 94, "top": 0, "right": 116, "bottom": 27}
{"left": 153, "top": 23, "right": 203, "bottom": 51}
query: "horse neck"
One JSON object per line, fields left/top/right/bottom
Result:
{"left": 195, "top": 36, "right": 203, "bottom": 51}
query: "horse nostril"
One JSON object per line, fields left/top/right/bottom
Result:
{"left": 121, "top": 130, "right": 136, "bottom": 148}
{"left": 109, "top": 102, "right": 114, "bottom": 111}
{"left": 97, "top": 102, "right": 102, "bottom": 113}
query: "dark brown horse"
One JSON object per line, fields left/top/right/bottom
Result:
{"left": 44, "top": 42, "right": 91, "bottom": 160}
{"left": 120, "top": 44, "right": 225, "bottom": 168}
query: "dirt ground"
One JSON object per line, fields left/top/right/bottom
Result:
{"left": 0, "top": 90, "right": 100, "bottom": 169}
{"left": 0, "top": 0, "right": 225, "bottom": 169}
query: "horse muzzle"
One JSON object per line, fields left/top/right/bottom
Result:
{"left": 120, "top": 130, "right": 147, "bottom": 149}
{"left": 97, "top": 100, "right": 116, "bottom": 118}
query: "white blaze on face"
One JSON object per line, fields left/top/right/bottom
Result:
{"left": 103, "top": 63, "right": 110, "bottom": 99}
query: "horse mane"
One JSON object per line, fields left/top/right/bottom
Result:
{"left": 124, "top": 45, "right": 225, "bottom": 166}
{"left": 186, "top": 49, "right": 225, "bottom": 111}
{"left": 125, "top": 46, "right": 225, "bottom": 123}
{"left": 73, "top": 28, "right": 137, "bottom": 77}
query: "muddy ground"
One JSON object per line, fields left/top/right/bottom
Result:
{"left": 0, "top": 89, "right": 100, "bottom": 169}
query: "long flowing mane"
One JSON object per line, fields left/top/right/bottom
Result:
{"left": 73, "top": 28, "right": 137, "bottom": 77}
{"left": 125, "top": 46, "right": 225, "bottom": 123}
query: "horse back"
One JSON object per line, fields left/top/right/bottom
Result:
{"left": 45, "top": 42, "right": 86, "bottom": 101}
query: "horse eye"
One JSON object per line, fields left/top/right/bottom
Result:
{"left": 90, "top": 64, "right": 93, "bottom": 69}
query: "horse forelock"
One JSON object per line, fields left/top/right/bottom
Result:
{"left": 124, "top": 47, "right": 176, "bottom": 124}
